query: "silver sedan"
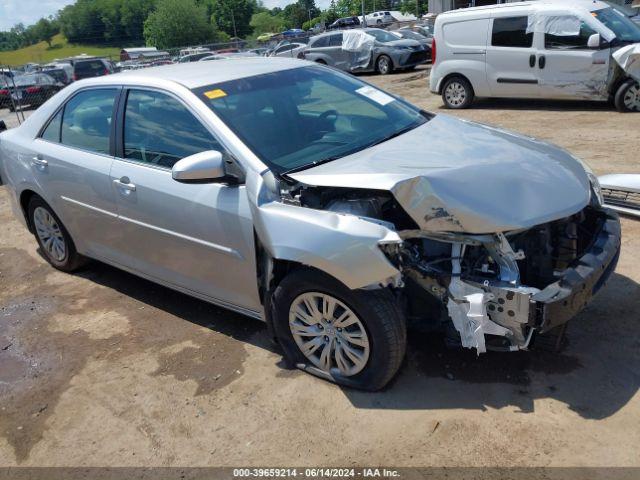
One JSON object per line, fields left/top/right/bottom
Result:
{"left": 0, "top": 59, "right": 620, "bottom": 390}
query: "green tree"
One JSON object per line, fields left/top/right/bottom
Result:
{"left": 249, "top": 11, "right": 286, "bottom": 36}
{"left": 121, "top": 0, "right": 157, "bottom": 42}
{"left": 33, "top": 18, "right": 59, "bottom": 47}
{"left": 208, "top": 0, "right": 256, "bottom": 38}
{"left": 144, "top": 0, "right": 217, "bottom": 48}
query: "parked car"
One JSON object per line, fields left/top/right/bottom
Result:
{"left": 200, "top": 52, "right": 259, "bottom": 61}
{"left": 178, "top": 52, "right": 213, "bottom": 63}
{"left": 3, "top": 73, "right": 63, "bottom": 111}
{"left": 72, "top": 58, "right": 112, "bottom": 81}
{"left": 304, "top": 28, "right": 428, "bottom": 74}
{"left": 43, "top": 63, "right": 74, "bottom": 85}
{"left": 0, "top": 59, "right": 620, "bottom": 390}
{"left": 429, "top": 0, "right": 640, "bottom": 110}
{"left": 391, "top": 29, "right": 432, "bottom": 56}
{"left": 365, "top": 11, "right": 395, "bottom": 25}
{"left": 599, "top": 174, "right": 640, "bottom": 217}
{"left": 269, "top": 42, "right": 307, "bottom": 58}
{"left": 282, "top": 29, "right": 305, "bottom": 37}
{"left": 400, "top": 23, "right": 434, "bottom": 39}
{"left": 604, "top": 1, "right": 640, "bottom": 24}
{"left": 327, "top": 16, "right": 361, "bottom": 30}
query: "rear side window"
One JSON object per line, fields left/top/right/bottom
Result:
{"left": 123, "top": 89, "right": 222, "bottom": 169}
{"left": 61, "top": 89, "right": 118, "bottom": 154}
{"left": 74, "top": 60, "right": 105, "bottom": 76}
{"left": 443, "top": 19, "right": 489, "bottom": 47}
{"left": 329, "top": 34, "right": 343, "bottom": 46}
{"left": 492, "top": 16, "right": 533, "bottom": 47}
{"left": 544, "top": 17, "right": 597, "bottom": 49}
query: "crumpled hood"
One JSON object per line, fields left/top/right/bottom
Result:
{"left": 289, "top": 115, "right": 591, "bottom": 234}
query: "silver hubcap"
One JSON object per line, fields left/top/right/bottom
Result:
{"left": 623, "top": 83, "right": 640, "bottom": 111}
{"left": 445, "top": 81, "right": 466, "bottom": 107}
{"left": 33, "top": 207, "right": 66, "bottom": 262}
{"left": 378, "top": 57, "right": 390, "bottom": 74}
{"left": 288, "top": 292, "right": 370, "bottom": 377}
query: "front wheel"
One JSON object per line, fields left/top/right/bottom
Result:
{"left": 614, "top": 79, "right": 640, "bottom": 112}
{"left": 272, "top": 269, "right": 406, "bottom": 391}
{"left": 442, "top": 76, "right": 474, "bottom": 109}
{"left": 376, "top": 55, "right": 393, "bottom": 75}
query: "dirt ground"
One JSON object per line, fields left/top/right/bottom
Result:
{"left": 1, "top": 65, "right": 639, "bottom": 468}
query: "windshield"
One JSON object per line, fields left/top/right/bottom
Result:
{"left": 367, "top": 29, "right": 402, "bottom": 43}
{"left": 194, "top": 65, "right": 427, "bottom": 175}
{"left": 593, "top": 7, "right": 640, "bottom": 43}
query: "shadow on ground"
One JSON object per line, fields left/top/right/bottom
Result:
{"left": 441, "top": 97, "right": 616, "bottom": 112}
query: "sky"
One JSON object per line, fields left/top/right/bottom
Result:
{"left": 0, "top": 0, "right": 333, "bottom": 31}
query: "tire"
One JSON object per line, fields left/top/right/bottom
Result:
{"left": 272, "top": 268, "right": 406, "bottom": 391}
{"left": 28, "top": 195, "right": 86, "bottom": 272}
{"left": 441, "top": 76, "right": 474, "bottom": 109}
{"left": 376, "top": 55, "right": 393, "bottom": 75}
{"left": 614, "top": 79, "right": 640, "bottom": 113}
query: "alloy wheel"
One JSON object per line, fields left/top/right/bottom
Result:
{"left": 33, "top": 206, "right": 67, "bottom": 262}
{"left": 445, "top": 81, "right": 467, "bottom": 107}
{"left": 288, "top": 292, "right": 370, "bottom": 376}
{"left": 623, "top": 83, "right": 640, "bottom": 111}
{"left": 378, "top": 57, "right": 390, "bottom": 74}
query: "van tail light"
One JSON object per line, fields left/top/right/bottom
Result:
{"left": 103, "top": 68, "right": 109, "bottom": 75}
{"left": 431, "top": 38, "right": 437, "bottom": 64}
{"left": 25, "top": 86, "right": 41, "bottom": 94}
{"left": 72, "top": 73, "right": 78, "bottom": 81}
{"left": 0, "top": 89, "right": 8, "bottom": 95}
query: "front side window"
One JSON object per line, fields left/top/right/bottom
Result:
{"left": 311, "top": 36, "right": 330, "bottom": 48}
{"left": 329, "top": 33, "right": 343, "bottom": 46}
{"left": 123, "top": 89, "right": 222, "bottom": 169}
{"left": 544, "top": 17, "right": 597, "bottom": 49}
{"left": 60, "top": 88, "right": 117, "bottom": 154}
{"left": 194, "top": 65, "right": 427, "bottom": 175}
{"left": 492, "top": 16, "right": 534, "bottom": 48}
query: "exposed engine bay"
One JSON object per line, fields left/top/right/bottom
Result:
{"left": 279, "top": 184, "right": 620, "bottom": 354}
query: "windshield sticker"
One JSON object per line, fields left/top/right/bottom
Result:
{"left": 204, "top": 89, "right": 227, "bottom": 100}
{"left": 356, "top": 86, "right": 395, "bottom": 106}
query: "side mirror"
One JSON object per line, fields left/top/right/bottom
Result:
{"left": 172, "top": 150, "right": 225, "bottom": 182}
{"left": 587, "top": 33, "right": 601, "bottom": 49}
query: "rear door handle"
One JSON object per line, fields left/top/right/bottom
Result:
{"left": 529, "top": 54, "right": 536, "bottom": 68}
{"left": 31, "top": 155, "right": 48, "bottom": 167}
{"left": 538, "top": 55, "right": 546, "bottom": 69}
{"left": 113, "top": 177, "right": 136, "bottom": 192}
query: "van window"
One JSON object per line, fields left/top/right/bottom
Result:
{"left": 492, "top": 17, "right": 533, "bottom": 48}
{"left": 312, "top": 36, "right": 330, "bottom": 48}
{"left": 544, "top": 17, "right": 597, "bottom": 49}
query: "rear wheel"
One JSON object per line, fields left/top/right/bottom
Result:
{"left": 28, "top": 196, "right": 86, "bottom": 272}
{"left": 272, "top": 269, "right": 406, "bottom": 391}
{"left": 614, "top": 79, "right": 640, "bottom": 112}
{"left": 442, "top": 76, "right": 474, "bottom": 109}
{"left": 376, "top": 55, "right": 393, "bottom": 75}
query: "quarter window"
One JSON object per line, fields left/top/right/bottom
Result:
{"left": 41, "top": 109, "right": 62, "bottom": 143}
{"left": 544, "top": 17, "right": 597, "bottom": 49}
{"left": 123, "top": 89, "right": 222, "bottom": 169}
{"left": 492, "top": 16, "right": 534, "bottom": 48}
{"left": 60, "top": 88, "right": 118, "bottom": 154}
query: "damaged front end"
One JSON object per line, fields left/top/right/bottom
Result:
{"left": 279, "top": 181, "right": 621, "bottom": 354}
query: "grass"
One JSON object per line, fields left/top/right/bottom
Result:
{"left": 0, "top": 34, "right": 121, "bottom": 66}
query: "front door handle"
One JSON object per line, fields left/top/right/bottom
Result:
{"left": 31, "top": 155, "right": 48, "bottom": 167}
{"left": 113, "top": 177, "right": 136, "bottom": 192}
{"left": 529, "top": 54, "right": 536, "bottom": 68}
{"left": 538, "top": 55, "right": 546, "bottom": 69}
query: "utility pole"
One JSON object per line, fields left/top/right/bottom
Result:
{"left": 230, "top": 8, "right": 237, "bottom": 39}
{"left": 362, "top": 0, "right": 367, "bottom": 26}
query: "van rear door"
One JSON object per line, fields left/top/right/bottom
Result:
{"left": 534, "top": 15, "right": 610, "bottom": 100}
{"left": 486, "top": 14, "right": 541, "bottom": 98}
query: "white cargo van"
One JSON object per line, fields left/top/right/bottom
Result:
{"left": 429, "top": 0, "right": 640, "bottom": 111}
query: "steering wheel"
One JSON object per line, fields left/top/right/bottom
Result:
{"left": 318, "top": 109, "right": 339, "bottom": 124}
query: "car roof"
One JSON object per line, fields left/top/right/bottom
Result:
{"left": 439, "top": 0, "right": 610, "bottom": 16}
{"left": 82, "top": 57, "right": 308, "bottom": 89}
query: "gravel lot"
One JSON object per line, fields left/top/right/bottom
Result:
{"left": 1, "top": 66, "right": 639, "bottom": 468}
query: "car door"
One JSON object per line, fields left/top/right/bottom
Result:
{"left": 328, "top": 33, "right": 348, "bottom": 70}
{"left": 535, "top": 16, "right": 610, "bottom": 100}
{"left": 486, "top": 15, "right": 542, "bottom": 98}
{"left": 31, "top": 87, "right": 121, "bottom": 259}
{"left": 109, "top": 88, "right": 260, "bottom": 313}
